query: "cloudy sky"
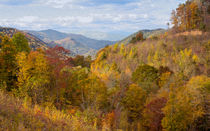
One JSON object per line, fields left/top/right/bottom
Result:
{"left": 0, "top": 0, "right": 186, "bottom": 40}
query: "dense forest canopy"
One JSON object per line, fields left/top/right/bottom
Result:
{"left": 0, "top": 0, "right": 210, "bottom": 130}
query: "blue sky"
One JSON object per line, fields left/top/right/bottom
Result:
{"left": 0, "top": 0, "right": 186, "bottom": 40}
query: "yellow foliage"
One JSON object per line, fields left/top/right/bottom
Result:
{"left": 162, "top": 75, "right": 208, "bottom": 130}
{"left": 158, "top": 72, "right": 172, "bottom": 88}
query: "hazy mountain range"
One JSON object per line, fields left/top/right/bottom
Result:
{"left": 26, "top": 29, "right": 166, "bottom": 56}
{"left": 26, "top": 29, "right": 116, "bottom": 56}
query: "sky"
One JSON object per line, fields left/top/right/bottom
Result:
{"left": 0, "top": 0, "right": 186, "bottom": 41}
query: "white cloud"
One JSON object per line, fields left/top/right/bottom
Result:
{"left": 38, "top": 0, "right": 87, "bottom": 8}
{"left": 77, "top": 16, "right": 93, "bottom": 23}
{"left": 0, "top": 0, "right": 187, "bottom": 40}
{"left": 0, "top": 16, "right": 49, "bottom": 30}
{"left": 19, "top": 16, "right": 39, "bottom": 23}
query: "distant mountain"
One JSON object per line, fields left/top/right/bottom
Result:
{"left": 117, "top": 29, "right": 166, "bottom": 45}
{"left": 54, "top": 37, "right": 94, "bottom": 55}
{"left": 26, "top": 29, "right": 115, "bottom": 56}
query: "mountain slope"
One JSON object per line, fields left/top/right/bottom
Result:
{"left": 0, "top": 27, "right": 48, "bottom": 50}
{"left": 92, "top": 30, "right": 210, "bottom": 88}
{"left": 0, "top": 91, "right": 94, "bottom": 130}
{"left": 27, "top": 29, "right": 68, "bottom": 42}
{"left": 0, "top": 27, "right": 76, "bottom": 57}
{"left": 54, "top": 37, "right": 94, "bottom": 55}
{"left": 26, "top": 29, "right": 115, "bottom": 56}
{"left": 117, "top": 29, "right": 165, "bottom": 45}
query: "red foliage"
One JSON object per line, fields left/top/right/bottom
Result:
{"left": 145, "top": 97, "right": 167, "bottom": 131}
{"left": 45, "top": 46, "right": 73, "bottom": 109}
{"left": 45, "top": 46, "right": 72, "bottom": 77}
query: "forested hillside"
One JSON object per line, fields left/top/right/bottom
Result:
{"left": 117, "top": 29, "right": 165, "bottom": 45}
{"left": 0, "top": 27, "right": 48, "bottom": 50}
{"left": 0, "top": 0, "right": 210, "bottom": 130}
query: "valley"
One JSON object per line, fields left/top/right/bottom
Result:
{"left": 0, "top": 0, "right": 210, "bottom": 130}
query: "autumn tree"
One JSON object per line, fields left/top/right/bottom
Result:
{"left": 158, "top": 66, "right": 173, "bottom": 88}
{"left": 161, "top": 75, "right": 209, "bottom": 130}
{"left": 186, "top": 75, "right": 210, "bottom": 130}
{"left": 171, "top": 10, "right": 179, "bottom": 31}
{"left": 122, "top": 84, "right": 146, "bottom": 123}
{"left": 174, "top": 48, "right": 198, "bottom": 79}
{"left": 64, "top": 67, "right": 108, "bottom": 111}
{"left": 12, "top": 32, "right": 30, "bottom": 53}
{"left": 83, "top": 74, "right": 108, "bottom": 110}
{"left": 64, "top": 67, "right": 89, "bottom": 109}
{"left": 0, "top": 33, "right": 30, "bottom": 91}
{"left": 0, "top": 36, "right": 17, "bottom": 91}
{"left": 15, "top": 51, "right": 50, "bottom": 104}
{"left": 72, "top": 55, "right": 92, "bottom": 68}
{"left": 130, "top": 32, "right": 144, "bottom": 43}
{"left": 143, "top": 97, "right": 167, "bottom": 131}
{"left": 132, "top": 64, "right": 159, "bottom": 94}
{"left": 45, "top": 46, "right": 72, "bottom": 109}
{"left": 171, "top": 0, "right": 205, "bottom": 31}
